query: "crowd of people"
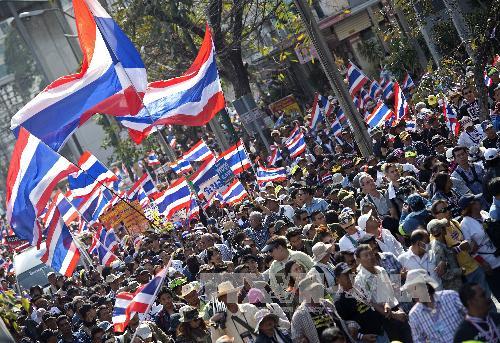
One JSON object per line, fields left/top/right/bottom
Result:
{"left": 1, "top": 61, "right": 500, "bottom": 343}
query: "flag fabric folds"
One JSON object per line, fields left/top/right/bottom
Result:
{"left": 366, "top": 101, "right": 393, "bottom": 128}
{"left": 267, "top": 146, "right": 282, "bottom": 166}
{"left": 285, "top": 127, "right": 306, "bottom": 159}
{"left": 116, "top": 26, "right": 225, "bottom": 143}
{"left": 89, "top": 235, "right": 117, "bottom": 267}
{"left": 347, "top": 62, "right": 369, "bottom": 95}
{"left": 256, "top": 164, "right": 287, "bottom": 186}
{"left": 68, "top": 151, "right": 118, "bottom": 198}
{"left": 168, "top": 159, "right": 194, "bottom": 175}
{"left": 369, "top": 81, "right": 382, "bottom": 99}
{"left": 147, "top": 152, "right": 160, "bottom": 166}
{"left": 443, "top": 101, "right": 460, "bottom": 136}
{"left": 41, "top": 207, "right": 80, "bottom": 277}
{"left": 182, "top": 140, "right": 214, "bottom": 162}
{"left": 129, "top": 173, "right": 159, "bottom": 199}
{"left": 402, "top": 73, "right": 415, "bottom": 90}
{"left": 309, "top": 93, "right": 325, "bottom": 130}
{"left": 154, "top": 178, "right": 192, "bottom": 219}
{"left": 6, "top": 128, "right": 78, "bottom": 246}
{"left": 10, "top": 0, "right": 147, "bottom": 151}
{"left": 221, "top": 179, "right": 248, "bottom": 206}
{"left": 93, "top": 225, "right": 119, "bottom": 252}
{"left": 393, "top": 82, "right": 409, "bottom": 121}
{"left": 113, "top": 267, "right": 168, "bottom": 332}
{"left": 219, "top": 140, "right": 251, "bottom": 175}
{"left": 188, "top": 157, "right": 218, "bottom": 192}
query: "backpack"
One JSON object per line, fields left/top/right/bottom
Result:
{"left": 483, "top": 219, "right": 500, "bottom": 256}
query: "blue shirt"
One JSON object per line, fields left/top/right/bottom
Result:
{"left": 303, "top": 197, "right": 329, "bottom": 215}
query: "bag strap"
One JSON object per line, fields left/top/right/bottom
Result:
{"left": 230, "top": 315, "right": 257, "bottom": 337}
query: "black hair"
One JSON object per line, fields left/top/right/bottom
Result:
{"left": 91, "top": 327, "right": 104, "bottom": 339}
{"left": 355, "top": 244, "right": 371, "bottom": 258}
{"left": 157, "top": 287, "right": 173, "bottom": 299}
{"left": 433, "top": 172, "right": 450, "bottom": 193}
{"left": 410, "top": 229, "right": 428, "bottom": 245}
{"left": 489, "top": 177, "right": 500, "bottom": 197}
{"left": 423, "top": 156, "right": 436, "bottom": 171}
{"left": 299, "top": 186, "right": 314, "bottom": 196}
{"left": 285, "top": 227, "right": 302, "bottom": 240}
{"left": 310, "top": 211, "right": 323, "bottom": 221}
{"left": 39, "top": 329, "right": 58, "bottom": 343}
{"left": 79, "top": 303, "right": 94, "bottom": 319}
{"left": 294, "top": 209, "right": 308, "bottom": 220}
{"left": 290, "top": 188, "right": 300, "bottom": 200}
{"left": 320, "top": 327, "right": 345, "bottom": 342}
{"left": 452, "top": 146, "right": 468, "bottom": 158}
{"left": 459, "top": 282, "right": 479, "bottom": 308}
{"left": 265, "top": 236, "right": 287, "bottom": 249}
{"left": 56, "top": 315, "right": 69, "bottom": 326}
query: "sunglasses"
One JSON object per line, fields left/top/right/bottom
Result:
{"left": 435, "top": 206, "right": 451, "bottom": 214}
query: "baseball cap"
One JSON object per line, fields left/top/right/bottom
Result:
{"left": 458, "top": 194, "right": 483, "bottom": 210}
{"left": 334, "top": 262, "right": 353, "bottom": 278}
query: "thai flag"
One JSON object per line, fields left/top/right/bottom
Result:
{"left": 309, "top": 93, "right": 325, "bottom": 130}
{"left": 166, "top": 135, "right": 177, "bottom": 148}
{"left": 256, "top": 164, "right": 287, "bottom": 186}
{"left": 40, "top": 207, "right": 80, "bottom": 277}
{"left": 68, "top": 151, "right": 118, "bottom": 198}
{"left": 393, "top": 82, "right": 409, "bottom": 121}
{"left": 92, "top": 225, "right": 119, "bottom": 252}
{"left": 219, "top": 140, "right": 251, "bottom": 175}
{"left": 360, "top": 88, "right": 371, "bottom": 107}
{"left": 54, "top": 192, "right": 81, "bottom": 225}
{"left": 330, "top": 117, "right": 343, "bottom": 137}
{"left": 365, "top": 101, "right": 393, "bottom": 128}
{"left": 154, "top": 178, "right": 192, "bottom": 219}
{"left": 10, "top": 0, "right": 147, "bottom": 151}
{"left": 402, "top": 73, "right": 415, "bottom": 90}
{"left": 113, "top": 267, "right": 168, "bottom": 332}
{"left": 443, "top": 101, "right": 460, "bottom": 136}
{"left": 188, "top": 156, "right": 218, "bottom": 193}
{"left": 128, "top": 188, "right": 149, "bottom": 208}
{"left": 382, "top": 80, "right": 394, "bottom": 99}
{"left": 222, "top": 179, "right": 248, "bottom": 206}
{"left": 112, "top": 166, "right": 123, "bottom": 191}
{"left": 116, "top": 26, "right": 225, "bottom": 143}
{"left": 89, "top": 236, "right": 117, "bottom": 267}
{"left": 182, "top": 140, "right": 214, "bottom": 162}
{"left": 169, "top": 159, "right": 193, "bottom": 175}
{"left": 6, "top": 128, "right": 78, "bottom": 246}
{"left": 352, "top": 94, "right": 362, "bottom": 109}
{"left": 147, "top": 152, "right": 160, "bottom": 166}
{"left": 267, "top": 146, "right": 282, "bottom": 166}
{"left": 337, "top": 108, "right": 347, "bottom": 123}
{"left": 285, "top": 127, "right": 306, "bottom": 159}
{"left": 129, "top": 173, "right": 159, "bottom": 199}
{"left": 369, "top": 81, "right": 382, "bottom": 99}
{"left": 347, "top": 62, "right": 369, "bottom": 95}
{"left": 78, "top": 188, "right": 112, "bottom": 224}
{"left": 484, "top": 70, "right": 493, "bottom": 87}
{"left": 187, "top": 196, "right": 200, "bottom": 222}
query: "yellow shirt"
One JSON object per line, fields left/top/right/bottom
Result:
{"left": 445, "top": 219, "right": 479, "bottom": 275}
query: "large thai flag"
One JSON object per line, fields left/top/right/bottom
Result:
{"left": 92, "top": 225, "right": 119, "bottom": 252}
{"left": 182, "top": 140, "right": 214, "bottom": 162}
{"left": 10, "top": 0, "right": 147, "bottom": 151}
{"left": 393, "top": 82, "right": 408, "bottom": 121}
{"left": 40, "top": 208, "right": 80, "bottom": 277}
{"left": 128, "top": 188, "right": 149, "bottom": 208}
{"left": 68, "top": 151, "right": 117, "bottom": 198}
{"left": 116, "top": 26, "right": 225, "bottom": 143}
{"left": 267, "top": 146, "right": 282, "bottom": 166}
{"left": 6, "top": 128, "right": 78, "bottom": 246}
{"left": 59, "top": 192, "right": 82, "bottom": 225}
{"left": 443, "top": 101, "right": 460, "bottom": 136}
{"left": 78, "top": 188, "right": 111, "bottom": 224}
{"left": 168, "top": 159, "right": 193, "bottom": 175}
{"left": 309, "top": 93, "right": 325, "bottom": 130}
{"left": 360, "top": 89, "right": 371, "bottom": 108}
{"left": 402, "top": 73, "right": 415, "bottom": 90}
{"left": 256, "top": 164, "right": 287, "bottom": 186}
{"left": 187, "top": 196, "right": 200, "bottom": 222}
{"left": 113, "top": 267, "right": 168, "bottom": 332}
{"left": 219, "top": 140, "right": 251, "bottom": 175}
{"left": 336, "top": 108, "right": 347, "bottom": 123}
{"left": 188, "top": 156, "right": 218, "bottom": 192}
{"left": 347, "top": 62, "right": 369, "bottom": 95}
{"left": 285, "top": 127, "right": 306, "bottom": 159}
{"left": 330, "top": 117, "right": 343, "bottom": 137}
{"left": 382, "top": 80, "right": 394, "bottom": 99}
{"left": 129, "top": 173, "right": 159, "bottom": 199}
{"left": 154, "top": 178, "right": 192, "bottom": 219}
{"left": 366, "top": 101, "right": 393, "bottom": 128}
{"left": 222, "top": 179, "right": 248, "bottom": 206}
{"left": 369, "top": 80, "right": 382, "bottom": 99}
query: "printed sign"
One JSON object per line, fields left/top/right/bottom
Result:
{"left": 99, "top": 200, "right": 149, "bottom": 235}
{"left": 199, "top": 159, "right": 234, "bottom": 199}
{"left": 269, "top": 95, "right": 302, "bottom": 116}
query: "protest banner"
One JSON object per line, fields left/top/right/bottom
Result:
{"left": 99, "top": 200, "right": 149, "bottom": 235}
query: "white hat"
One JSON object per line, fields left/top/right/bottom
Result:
{"left": 254, "top": 309, "right": 279, "bottom": 333}
{"left": 181, "top": 281, "right": 201, "bottom": 298}
{"left": 357, "top": 210, "right": 373, "bottom": 231}
{"left": 105, "top": 274, "right": 119, "bottom": 283}
{"left": 484, "top": 148, "right": 498, "bottom": 161}
{"left": 217, "top": 281, "right": 240, "bottom": 297}
{"left": 401, "top": 269, "right": 439, "bottom": 291}
{"left": 135, "top": 323, "right": 153, "bottom": 339}
{"left": 331, "top": 173, "right": 343, "bottom": 186}
{"left": 312, "top": 242, "right": 334, "bottom": 263}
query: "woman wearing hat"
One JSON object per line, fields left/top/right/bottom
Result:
{"left": 254, "top": 309, "right": 292, "bottom": 343}
{"left": 176, "top": 305, "right": 210, "bottom": 343}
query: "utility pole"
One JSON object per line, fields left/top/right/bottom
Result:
{"left": 441, "top": 0, "right": 488, "bottom": 121}
{"left": 289, "top": 0, "right": 372, "bottom": 157}
{"left": 156, "top": 129, "right": 177, "bottom": 162}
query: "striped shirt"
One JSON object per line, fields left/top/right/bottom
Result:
{"left": 408, "top": 290, "right": 465, "bottom": 343}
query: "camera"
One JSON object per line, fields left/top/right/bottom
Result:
{"left": 395, "top": 177, "right": 415, "bottom": 199}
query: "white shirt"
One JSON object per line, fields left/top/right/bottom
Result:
{"left": 458, "top": 125, "right": 484, "bottom": 148}
{"left": 460, "top": 216, "right": 500, "bottom": 269}
{"left": 307, "top": 262, "right": 336, "bottom": 294}
{"left": 354, "top": 265, "right": 398, "bottom": 308}
{"left": 374, "top": 229, "right": 405, "bottom": 257}
{"left": 398, "top": 249, "right": 441, "bottom": 289}
{"left": 339, "top": 228, "right": 364, "bottom": 252}
{"left": 279, "top": 205, "right": 295, "bottom": 221}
